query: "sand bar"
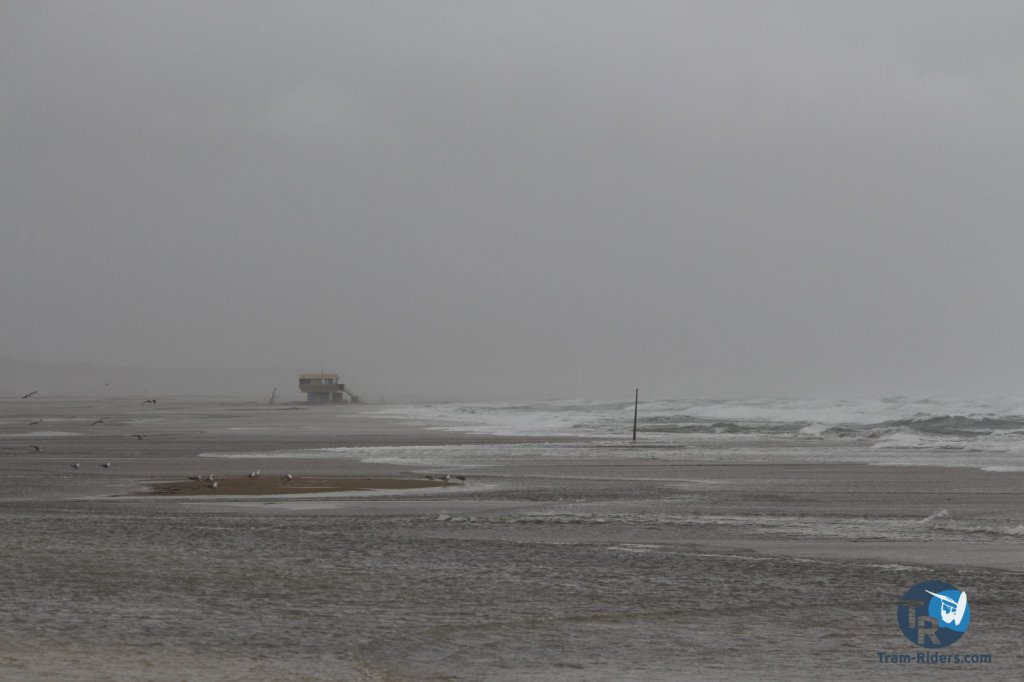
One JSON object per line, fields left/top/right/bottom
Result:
{"left": 136, "top": 475, "right": 458, "bottom": 496}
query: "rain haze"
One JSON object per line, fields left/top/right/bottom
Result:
{"left": 2, "top": 1, "right": 1023, "bottom": 400}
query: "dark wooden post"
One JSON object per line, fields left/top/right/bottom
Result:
{"left": 633, "top": 388, "right": 638, "bottom": 441}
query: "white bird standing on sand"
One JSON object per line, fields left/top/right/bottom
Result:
{"left": 207, "top": 481, "right": 219, "bottom": 489}
{"left": 283, "top": 474, "right": 293, "bottom": 481}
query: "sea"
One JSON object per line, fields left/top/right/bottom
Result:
{"left": 304, "top": 394, "right": 1024, "bottom": 471}
{"left": 2, "top": 395, "right": 1022, "bottom": 680}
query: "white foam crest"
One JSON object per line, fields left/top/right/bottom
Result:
{"left": 607, "top": 544, "right": 661, "bottom": 553}
{"left": 871, "top": 431, "right": 964, "bottom": 450}
{"left": 964, "top": 433, "right": 1024, "bottom": 454}
{"left": 370, "top": 402, "right": 612, "bottom": 436}
{"left": 798, "top": 423, "right": 830, "bottom": 437}
{"left": 871, "top": 428, "right": 1024, "bottom": 458}
{"left": 671, "top": 395, "right": 1024, "bottom": 425}
{"left": 199, "top": 444, "right": 479, "bottom": 459}
{"left": 921, "top": 509, "right": 949, "bottom": 523}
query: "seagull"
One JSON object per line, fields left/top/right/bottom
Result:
{"left": 207, "top": 481, "right": 219, "bottom": 489}
{"left": 71, "top": 463, "right": 81, "bottom": 469}
{"left": 188, "top": 475, "right": 201, "bottom": 481}
{"left": 90, "top": 418, "right": 106, "bottom": 426}
{"left": 131, "top": 434, "right": 146, "bottom": 440}
{"left": 440, "top": 474, "right": 451, "bottom": 482}
{"left": 21, "top": 391, "right": 37, "bottom": 399}
{"left": 454, "top": 475, "right": 466, "bottom": 482}
{"left": 29, "top": 445, "right": 41, "bottom": 452}
{"left": 101, "top": 462, "right": 111, "bottom": 468}
{"left": 143, "top": 399, "right": 157, "bottom": 404}
{"left": 28, "top": 419, "right": 42, "bottom": 425}
{"left": 283, "top": 473, "right": 293, "bottom": 481}
{"left": 206, "top": 474, "right": 216, "bottom": 481}
{"left": 425, "top": 475, "right": 435, "bottom": 480}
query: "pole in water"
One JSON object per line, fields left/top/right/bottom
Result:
{"left": 633, "top": 387, "right": 639, "bottom": 441}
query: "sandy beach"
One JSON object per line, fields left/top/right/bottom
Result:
{"left": 1, "top": 397, "right": 1022, "bottom": 680}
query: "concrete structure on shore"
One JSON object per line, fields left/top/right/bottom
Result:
{"left": 298, "top": 373, "right": 359, "bottom": 403}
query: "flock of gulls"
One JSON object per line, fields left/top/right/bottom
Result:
{"left": 20, "top": 390, "right": 469, "bottom": 492}
{"left": 179, "top": 470, "right": 299, "bottom": 489}
{"left": 425, "top": 474, "right": 467, "bottom": 483}
{"left": 175, "top": 471, "right": 467, "bottom": 490}
{"left": 19, "top": 391, "right": 156, "bottom": 470}
{"left": 187, "top": 474, "right": 225, "bottom": 489}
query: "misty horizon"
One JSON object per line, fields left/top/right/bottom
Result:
{"left": 3, "top": 2, "right": 1023, "bottom": 400}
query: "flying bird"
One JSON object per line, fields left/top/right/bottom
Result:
{"left": 143, "top": 399, "right": 157, "bottom": 404}
{"left": 90, "top": 418, "right": 106, "bottom": 426}
{"left": 101, "top": 382, "right": 111, "bottom": 387}
{"left": 131, "top": 434, "right": 146, "bottom": 440}
{"left": 28, "top": 419, "right": 42, "bottom": 425}
{"left": 29, "top": 445, "right": 41, "bottom": 452}
{"left": 21, "top": 391, "right": 37, "bottom": 399}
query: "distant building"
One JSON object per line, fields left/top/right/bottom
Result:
{"left": 298, "top": 373, "right": 359, "bottom": 403}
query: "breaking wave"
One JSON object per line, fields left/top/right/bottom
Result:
{"left": 370, "top": 397, "right": 1024, "bottom": 456}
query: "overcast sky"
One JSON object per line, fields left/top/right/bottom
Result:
{"left": 2, "top": 1, "right": 1023, "bottom": 399}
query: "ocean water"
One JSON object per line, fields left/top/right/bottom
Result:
{"left": 357, "top": 396, "right": 1024, "bottom": 470}
{"left": 2, "top": 397, "right": 1023, "bottom": 680}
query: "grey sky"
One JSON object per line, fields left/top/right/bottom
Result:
{"left": 2, "top": 1, "right": 1022, "bottom": 399}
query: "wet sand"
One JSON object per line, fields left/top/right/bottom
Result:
{"left": 1, "top": 397, "right": 1022, "bottom": 680}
